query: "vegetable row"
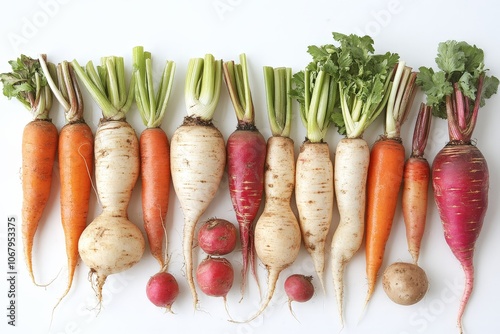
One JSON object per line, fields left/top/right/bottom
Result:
{"left": 1, "top": 33, "right": 498, "bottom": 333}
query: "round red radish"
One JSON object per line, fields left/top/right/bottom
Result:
{"left": 197, "top": 218, "right": 238, "bottom": 255}
{"left": 284, "top": 274, "right": 314, "bottom": 303}
{"left": 196, "top": 257, "right": 234, "bottom": 298}
{"left": 146, "top": 272, "right": 179, "bottom": 311}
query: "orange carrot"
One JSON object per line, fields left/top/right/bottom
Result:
{"left": 41, "top": 58, "right": 94, "bottom": 308}
{"left": 140, "top": 127, "right": 170, "bottom": 267}
{"left": 402, "top": 103, "right": 432, "bottom": 264}
{"left": 364, "top": 62, "right": 417, "bottom": 306}
{"left": 1, "top": 55, "right": 58, "bottom": 285}
{"left": 133, "top": 46, "right": 176, "bottom": 270}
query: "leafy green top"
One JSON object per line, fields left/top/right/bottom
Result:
{"left": 417, "top": 40, "right": 499, "bottom": 141}
{"left": 263, "top": 66, "right": 293, "bottom": 137}
{"left": 293, "top": 32, "right": 399, "bottom": 139}
{"left": 133, "top": 46, "right": 176, "bottom": 128}
{"left": 71, "top": 56, "right": 135, "bottom": 121}
{"left": 0, "top": 54, "right": 55, "bottom": 120}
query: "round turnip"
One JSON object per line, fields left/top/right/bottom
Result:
{"left": 197, "top": 218, "right": 238, "bottom": 256}
{"left": 146, "top": 271, "right": 179, "bottom": 312}
{"left": 382, "top": 262, "right": 428, "bottom": 305}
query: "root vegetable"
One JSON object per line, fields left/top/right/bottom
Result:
{"left": 284, "top": 274, "right": 314, "bottom": 319}
{"left": 223, "top": 54, "right": 267, "bottom": 295}
{"left": 364, "top": 61, "right": 417, "bottom": 307}
{"left": 416, "top": 40, "right": 499, "bottom": 333}
{"left": 133, "top": 46, "right": 176, "bottom": 269}
{"left": 1, "top": 55, "right": 58, "bottom": 286}
{"left": 197, "top": 218, "right": 238, "bottom": 256}
{"left": 72, "top": 56, "right": 145, "bottom": 308}
{"left": 291, "top": 66, "right": 336, "bottom": 291}
{"left": 146, "top": 272, "right": 179, "bottom": 312}
{"left": 312, "top": 32, "right": 399, "bottom": 324}
{"left": 237, "top": 66, "right": 301, "bottom": 322}
{"left": 170, "top": 54, "right": 225, "bottom": 308}
{"left": 40, "top": 58, "right": 94, "bottom": 309}
{"left": 196, "top": 256, "right": 234, "bottom": 298}
{"left": 382, "top": 262, "right": 428, "bottom": 305}
{"left": 402, "top": 103, "right": 432, "bottom": 264}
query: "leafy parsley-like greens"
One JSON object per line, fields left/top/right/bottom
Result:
{"left": 292, "top": 32, "right": 399, "bottom": 139}
{"left": 416, "top": 40, "right": 499, "bottom": 142}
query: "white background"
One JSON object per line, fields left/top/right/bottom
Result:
{"left": 1, "top": 0, "right": 500, "bottom": 333}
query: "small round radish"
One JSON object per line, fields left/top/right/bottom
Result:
{"left": 146, "top": 271, "right": 179, "bottom": 312}
{"left": 382, "top": 262, "right": 428, "bottom": 306}
{"left": 284, "top": 274, "right": 314, "bottom": 319}
{"left": 196, "top": 256, "right": 234, "bottom": 298}
{"left": 197, "top": 218, "right": 238, "bottom": 255}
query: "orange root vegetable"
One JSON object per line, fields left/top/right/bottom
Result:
{"left": 133, "top": 46, "right": 176, "bottom": 268}
{"left": 1, "top": 55, "right": 58, "bottom": 285}
{"left": 140, "top": 128, "right": 170, "bottom": 266}
{"left": 22, "top": 119, "right": 58, "bottom": 283}
{"left": 364, "top": 62, "right": 417, "bottom": 306}
{"left": 402, "top": 103, "right": 432, "bottom": 264}
{"left": 41, "top": 58, "right": 95, "bottom": 309}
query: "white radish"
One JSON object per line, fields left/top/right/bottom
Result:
{"left": 330, "top": 137, "right": 369, "bottom": 324}
{"left": 291, "top": 68, "right": 336, "bottom": 291}
{"left": 170, "top": 54, "right": 225, "bottom": 308}
{"left": 72, "top": 57, "right": 145, "bottom": 307}
{"left": 295, "top": 141, "right": 334, "bottom": 290}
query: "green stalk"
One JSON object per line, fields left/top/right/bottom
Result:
{"left": 263, "top": 66, "right": 292, "bottom": 137}
{"left": 133, "top": 46, "right": 176, "bottom": 128}
{"left": 71, "top": 55, "right": 135, "bottom": 121}
{"left": 223, "top": 53, "right": 255, "bottom": 125}
{"left": 384, "top": 61, "right": 418, "bottom": 139}
{"left": 184, "top": 54, "right": 222, "bottom": 121}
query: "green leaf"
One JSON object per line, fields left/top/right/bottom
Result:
{"left": 435, "top": 40, "right": 465, "bottom": 74}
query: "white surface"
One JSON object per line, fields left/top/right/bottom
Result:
{"left": 1, "top": 1, "right": 500, "bottom": 333}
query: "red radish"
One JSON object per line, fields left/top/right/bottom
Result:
{"left": 416, "top": 40, "right": 499, "bottom": 333}
{"left": 196, "top": 257, "right": 234, "bottom": 301}
{"left": 197, "top": 218, "right": 238, "bottom": 256}
{"left": 284, "top": 274, "right": 314, "bottom": 318}
{"left": 223, "top": 54, "right": 267, "bottom": 296}
{"left": 146, "top": 272, "right": 179, "bottom": 312}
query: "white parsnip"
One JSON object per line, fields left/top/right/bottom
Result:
{"left": 241, "top": 136, "right": 301, "bottom": 322}
{"left": 170, "top": 54, "right": 225, "bottom": 309}
{"left": 295, "top": 141, "right": 334, "bottom": 290}
{"left": 234, "top": 67, "right": 301, "bottom": 323}
{"left": 72, "top": 56, "right": 145, "bottom": 308}
{"left": 330, "top": 137, "right": 369, "bottom": 324}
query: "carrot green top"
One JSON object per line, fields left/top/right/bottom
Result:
{"left": 263, "top": 66, "right": 293, "bottom": 138}
{"left": 0, "top": 54, "right": 54, "bottom": 120}
{"left": 185, "top": 54, "right": 222, "bottom": 122}
{"left": 416, "top": 40, "right": 499, "bottom": 142}
{"left": 132, "top": 46, "right": 176, "bottom": 129}
{"left": 223, "top": 53, "right": 255, "bottom": 127}
{"left": 71, "top": 56, "right": 135, "bottom": 121}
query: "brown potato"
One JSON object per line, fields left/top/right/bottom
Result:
{"left": 382, "top": 262, "right": 429, "bottom": 305}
